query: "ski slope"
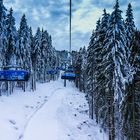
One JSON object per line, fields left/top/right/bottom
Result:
{"left": 0, "top": 79, "right": 107, "bottom": 140}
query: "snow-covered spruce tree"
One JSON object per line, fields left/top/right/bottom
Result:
{"left": 5, "top": 8, "right": 17, "bottom": 66}
{"left": 46, "top": 36, "right": 58, "bottom": 81}
{"left": 71, "top": 50, "right": 78, "bottom": 67}
{"left": 17, "top": 14, "right": 32, "bottom": 91}
{"left": 93, "top": 9, "right": 111, "bottom": 129}
{"left": 5, "top": 8, "right": 17, "bottom": 95}
{"left": 121, "top": 31, "right": 140, "bottom": 140}
{"left": 56, "top": 50, "right": 69, "bottom": 70}
{"left": 120, "top": 4, "right": 137, "bottom": 139}
{"left": 29, "top": 27, "right": 34, "bottom": 64}
{"left": 39, "top": 29, "right": 53, "bottom": 82}
{"left": 33, "top": 27, "right": 42, "bottom": 81}
{"left": 125, "top": 3, "right": 135, "bottom": 55}
{"left": 28, "top": 27, "right": 35, "bottom": 90}
{"left": 18, "top": 14, "right": 32, "bottom": 71}
{"left": 101, "top": 0, "right": 129, "bottom": 139}
{"left": 29, "top": 27, "right": 34, "bottom": 70}
{"left": 86, "top": 28, "right": 97, "bottom": 119}
{"left": 74, "top": 47, "right": 83, "bottom": 90}
{"left": 52, "top": 48, "right": 58, "bottom": 70}
{"left": 75, "top": 47, "right": 87, "bottom": 92}
{"left": 47, "top": 36, "right": 56, "bottom": 69}
{"left": 80, "top": 46, "right": 87, "bottom": 93}
{"left": 0, "top": 0, "right": 7, "bottom": 67}
{"left": 51, "top": 47, "right": 59, "bottom": 80}
{"left": 88, "top": 19, "right": 102, "bottom": 123}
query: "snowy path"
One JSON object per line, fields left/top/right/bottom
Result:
{"left": 18, "top": 88, "right": 63, "bottom": 140}
{"left": 22, "top": 88, "right": 68, "bottom": 140}
{"left": 22, "top": 81, "right": 107, "bottom": 140}
{"left": 0, "top": 80, "right": 107, "bottom": 140}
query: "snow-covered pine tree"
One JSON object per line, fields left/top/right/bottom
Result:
{"left": 51, "top": 47, "right": 59, "bottom": 80}
{"left": 5, "top": 8, "right": 17, "bottom": 95}
{"left": 86, "top": 29, "right": 96, "bottom": 119}
{"left": 33, "top": 27, "right": 42, "bottom": 81}
{"left": 71, "top": 50, "right": 77, "bottom": 67}
{"left": 0, "top": 0, "right": 7, "bottom": 67}
{"left": 47, "top": 35, "right": 55, "bottom": 69}
{"left": 39, "top": 29, "right": 51, "bottom": 82}
{"left": 101, "top": 0, "right": 129, "bottom": 139}
{"left": 16, "top": 14, "right": 32, "bottom": 91}
{"left": 74, "top": 47, "right": 82, "bottom": 90}
{"left": 80, "top": 46, "right": 87, "bottom": 93}
{"left": 5, "top": 8, "right": 17, "bottom": 66}
{"left": 88, "top": 19, "right": 102, "bottom": 123}
{"left": 121, "top": 30, "right": 140, "bottom": 140}
{"left": 29, "top": 27, "right": 34, "bottom": 70}
{"left": 75, "top": 47, "right": 87, "bottom": 92}
{"left": 28, "top": 27, "right": 35, "bottom": 90}
{"left": 93, "top": 9, "right": 111, "bottom": 129}
{"left": 18, "top": 14, "right": 32, "bottom": 71}
{"left": 29, "top": 27, "right": 34, "bottom": 65}
{"left": 125, "top": 3, "right": 135, "bottom": 56}
{"left": 46, "top": 35, "right": 57, "bottom": 81}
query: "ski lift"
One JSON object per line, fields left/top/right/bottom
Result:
{"left": 0, "top": 66, "right": 30, "bottom": 81}
{"left": 61, "top": 72, "right": 76, "bottom": 80}
{"left": 61, "top": 66, "right": 76, "bottom": 80}
{"left": 61, "top": 0, "right": 77, "bottom": 83}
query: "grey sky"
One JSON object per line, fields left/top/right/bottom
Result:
{"left": 4, "top": 0, "right": 140, "bottom": 51}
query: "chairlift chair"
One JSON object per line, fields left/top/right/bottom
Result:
{"left": 61, "top": 72, "right": 76, "bottom": 80}
{"left": 61, "top": 66, "right": 76, "bottom": 80}
{"left": 0, "top": 66, "right": 30, "bottom": 81}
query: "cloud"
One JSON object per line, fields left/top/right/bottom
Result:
{"left": 72, "top": 7, "right": 103, "bottom": 33}
{"left": 3, "top": 0, "right": 140, "bottom": 51}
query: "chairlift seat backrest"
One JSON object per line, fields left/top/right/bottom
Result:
{"left": 61, "top": 72, "right": 76, "bottom": 80}
{"left": 0, "top": 70, "right": 30, "bottom": 81}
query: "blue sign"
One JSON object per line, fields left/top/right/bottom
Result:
{"left": 0, "top": 70, "right": 30, "bottom": 81}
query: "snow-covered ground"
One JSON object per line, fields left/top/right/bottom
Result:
{"left": 0, "top": 79, "right": 108, "bottom": 140}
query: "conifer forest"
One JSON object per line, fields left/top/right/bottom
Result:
{"left": 0, "top": 0, "right": 140, "bottom": 140}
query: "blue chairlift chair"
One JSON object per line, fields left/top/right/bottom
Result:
{"left": 0, "top": 66, "right": 30, "bottom": 81}
{"left": 61, "top": 66, "right": 76, "bottom": 80}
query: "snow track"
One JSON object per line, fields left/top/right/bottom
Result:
{"left": 22, "top": 88, "right": 68, "bottom": 140}
{"left": 21, "top": 82, "right": 107, "bottom": 140}
{"left": 17, "top": 88, "right": 63, "bottom": 140}
{"left": 0, "top": 80, "right": 107, "bottom": 140}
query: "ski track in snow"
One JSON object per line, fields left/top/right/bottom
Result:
{"left": 21, "top": 81, "right": 107, "bottom": 140}
{"left": 0, "top": 80, "right": 108, "bottom": 140}
{"left": 17, "top": 88, "right": 63, "bottom": 140}
{"left": 22, "top": 88, "right": 69, "bottom": 140}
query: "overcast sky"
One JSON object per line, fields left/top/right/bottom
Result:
{"left": 4, "top": 0, "right": 140, "bottom": 51}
